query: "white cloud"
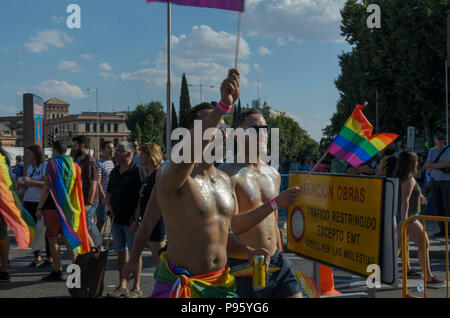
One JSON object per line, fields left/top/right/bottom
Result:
{"left": 58, "top": 60, "right": 82, "bottom": 73}
{"left": 98, "top": 72, "right": 119, "bottom": 80}
{"left": 246, "top": 0, "right": 347, "bottom": 43}
{"left": 0, "top": 104, "right": 17, "bottom": 114}
{"left": 122, "top": 25, "right": 251, "bottom": 90}
{"left": 277, "top": 37, "right": 286, "bottom": 46}
{"left": 169, "top": 25, "right": 250, "bottom": 62}
{"left": 253, "top": 64, "right": 260, "bottom": 70}
{"left": 81, "top": 54, "right": 94, "bottom": 60}
{"left": 51, "top": 15, "right": 65, "bottom": 23}
{"left": 18, "top": 61, "right": 24, "bottom": 65}
{"left": 33, "top": 80, "right": 87, "bottom": 99}
{"left": 258, "top": 46, "right": 273, "bottom": 56}
{"left": 139, "top": 60, "right": 151, "bottom": 66}
{"left": 98, "top": 62, "right": 112, "bottom": 71}
{"left": 25, "top": 29, "right": 73, "bottom": 53}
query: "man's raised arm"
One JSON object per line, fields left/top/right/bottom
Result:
{"left": 159, "top": 69, "right": 240, "bottom": 192}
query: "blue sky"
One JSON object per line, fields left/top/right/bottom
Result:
{"left": 0, "top": 0, "right": 350, "bottom": 141}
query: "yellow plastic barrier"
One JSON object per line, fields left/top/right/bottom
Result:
{"left": 401, "top": 215, "right": 450, "bottom": 298}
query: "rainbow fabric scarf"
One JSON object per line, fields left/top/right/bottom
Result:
{"left": 152, "top": 252, "right": 237, "bottom": 298}
{"left": 46, "top": 155, "right": 90, "bottom": 254}
{"left": 327, "top": 105, "right": 398, "bottom": 167}
{"left": 0, "top": 154, "right": 35, "bottom": 248}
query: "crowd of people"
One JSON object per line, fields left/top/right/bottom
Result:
{"left": 0, "top": 68, "right": 449, "bottom": 296}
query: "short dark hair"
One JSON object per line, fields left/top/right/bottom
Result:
{"left": 385, "top": 148, "right": 395, "bottom": 156}
{"left": 179, "top": 103, "right": 215, "bottom": 129}
{"left": 235, "top": 108, "right": 263, "bottom": 128}
{"left": 72, "top": 135, "right": 89, "bottom": 148}
{"left": 52, "top": 140, "right": 67, "bottom": 154}
{"left": 25, "top": 144, "right": 44, "bottom": 165}
{"left": 102, "top": 140, "right": 113, "bottom": 150}
{"left": 16, "top": 155, "right": 22, "bottom": 161}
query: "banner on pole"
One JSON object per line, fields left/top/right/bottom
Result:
{"left": 146, "top": 0, "right": 245, "bottom": 12}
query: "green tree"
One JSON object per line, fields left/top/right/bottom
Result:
{"left": 324, "top": 0, "right": 448, "bottom": 150}
{"left": 126, "top": 101, "right": 166, "bottom": 147}
{"left": 179, "top": 73, "right": 192, "bottom": 121}
{"left": 266, "top": 115, "right": 320, "bottom": 160}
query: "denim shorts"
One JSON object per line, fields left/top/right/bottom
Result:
{"left": 112, "top": 222, "right": 135, "bottom": 252}
{"left": 96, "top": 204, "right": 108, "bottom": 224}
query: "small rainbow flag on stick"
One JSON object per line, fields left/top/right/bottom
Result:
{"left": 0, "top": 154, "right": 35, "bottom": 248}
{"left": 327, "top": 105, "right": 398, "bottom": 167}
{"left": 47, "top": 155, "right": 90, "bottom": 254}
{"left": 146, "top": 0, "right": 245, "bottom": 12}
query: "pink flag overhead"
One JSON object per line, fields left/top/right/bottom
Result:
{"left": 146, "top": 0, "right": 245, "bottom": 12}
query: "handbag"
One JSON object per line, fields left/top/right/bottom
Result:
{"left": 433, "top": 146, "right": 450, "bottom": 174}
{"left": 30, "top": 218, "right": 46, "bottom": 252}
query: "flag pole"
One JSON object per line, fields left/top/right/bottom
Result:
{"left": 235, "top": 12, "right": 243, "bottom": 69}
{"left": 299, "top": 151, "right": 329, "bottom": 188}
{"left": 166, "top": 1, "right": 172, "bottom": 159}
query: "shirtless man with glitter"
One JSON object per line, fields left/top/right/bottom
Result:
{"left": 220, "top": 108, "right": 303, "bottom": 298}
{"left": 122, "top": 70, "right": 270, "bottom": 298}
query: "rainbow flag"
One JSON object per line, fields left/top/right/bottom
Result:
{"left": 146, "top": 0, "right": 245, "bottom": 12}
{"left": 0, "top": 154, "right": 35, "bottom": 248}
{"left": 47, "top": 155, "right": 90, "bottom": 254}
{"left": 327, "top": 105, "right": 398, "bottom": 167}
{"left": 295, "top": 272, "right": 320, "bottom": 298}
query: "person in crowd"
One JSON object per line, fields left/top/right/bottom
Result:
{"left": 23, "top": 144, "right": 53, "bottom": 268}
{"left": 279, "top": 155, "right": 291, "bottom": 174}
{"left": 424, "top": 132, "right": 450, "bottom": 237}
{"left": 72, "top": 135, "right": 100, "bottom": 247}
{"left": 133, "top": 142, "right": 166, "bottom": 267}
{"left": 330, "top": 157, "right": 348, "bottom": 174}
{"left": 346, "top": 155, "right": 378, "bottom": 175}
{"left": 132, "top": 140, "right": 141, "bottom": 165}
{"left": 396, "top": 150, "right": 444, "bottom": 285}
{"left": 299, "top": 156, "right": 313, "bottom": 172}
{"left": 106, "top": 141, "right": 147, "bottom": 298}
{"left": 96, "top": 141, "right": 115, "bottom": 236}
{"left": 289, "top": 156, "right": 300, "bottom": 172}
{"left": 12, "top": 155, "right": 24, "bottom": 181}
{"left": 35, "top": 140, "right": 76, "bottom": 281}
{"left": 376, "top": 148, "right": 396, "bottom": 176}
{"left": 0, "top": 147, "right": 11, "bottom": 282}
{"left": 220, "top": 108, "right": 303, "bottom": 298}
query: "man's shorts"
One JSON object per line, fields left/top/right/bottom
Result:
{"left": 149, "top": 218, "right": 167, "bottom": 243}
{"left": 43, "top": 210, "right": 63, "bottom": 238}
{"left": 0, "top": 214, "right": 7, "bottom": 241}
{"left": 96, "top": 204, "right": 108, "bottom": 224}
{"left": 228, "top": 249, "right": 301, "bottom": 298}
{"left": 112, "top": 222, "right": 135, "bottom": 252}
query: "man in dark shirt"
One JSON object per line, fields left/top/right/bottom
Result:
{"left": 72, "top": 135, "right": 100, "bottom": 248}
{"left": 106, "top": 141, "right": 146, "bottom": 298}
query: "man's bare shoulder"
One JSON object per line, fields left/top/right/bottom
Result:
{"left": 258, "top": 162, "right": 280, "bottom": 178}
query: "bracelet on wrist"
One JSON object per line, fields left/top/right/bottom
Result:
{"left": 269, "top": 198, "right": 279, "bottom": 211}
{"left": 216, "top": 101, "right": 233, "bottom": 113}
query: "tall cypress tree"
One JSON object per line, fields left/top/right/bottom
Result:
{"left": 171, "top": 102, "right": 178, "bottom": 132}
{"left": 237, "top": 99, "right": 242, "bottom": 114}
{"left": 179, "top": 73, "right": 191, "bottom": 121}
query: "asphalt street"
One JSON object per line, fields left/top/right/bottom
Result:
{"left": 0, "top": 218, "right": 449, "bottom": 298}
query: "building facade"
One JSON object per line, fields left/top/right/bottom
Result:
{"left": 0, "top": 114, "right": 23, "bottom": 146}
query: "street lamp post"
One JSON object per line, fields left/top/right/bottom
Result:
{"left": 188, "top": 84, "right": 216, "bottom": 104}
{"left": 86, "top": 88, "right": 99, "bottom": 160}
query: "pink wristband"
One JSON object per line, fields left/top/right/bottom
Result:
{"left": 216, "top": 101, "right": 233, "bottom": 113}
{"left": 269, "top": 198, "right": 278, "bottom": 210}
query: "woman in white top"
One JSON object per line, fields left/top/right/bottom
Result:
{"left": 23, "top": 145, "right": 52, "bottom": 268}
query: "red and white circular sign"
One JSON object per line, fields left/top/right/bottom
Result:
{"left": 290, "top": 207, "right": 305, "bottom": 243}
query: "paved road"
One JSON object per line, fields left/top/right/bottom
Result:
{"left": 0, "top": 219, "right": 449, "bottom": 298}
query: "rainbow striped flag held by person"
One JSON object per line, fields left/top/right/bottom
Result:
{"left": 47, "top": 155, "right": 90, "bottom": 254}
{"left": 327, "top": 105, "right": 398, "bottom": 167}
{"left": 146, "top": 0, "right": 245, "bottom": 12}
{"left": 0, "top": 154, "right": 35, "bottom": 248}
